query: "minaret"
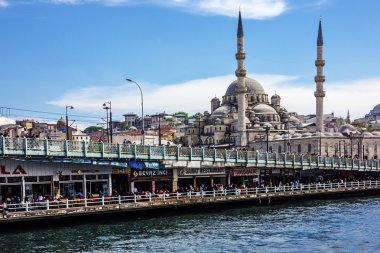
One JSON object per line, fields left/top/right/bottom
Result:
{"left": 314, "top": 18, "right": 326, "bottom": 132}
{"left": 235, "top": 10, "right": 247, "bottom": 146}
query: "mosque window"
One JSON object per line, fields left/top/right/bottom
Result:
{"left": 269, "top": 146, "right": 273, "bottom": 152}
{"left": 298, "top": 144, "right": 302, "bottom": 153}
{"left": 278, "top": 146, "right": 282, "bottom": 153}
{"left": 308, "top": 144, "right": 312, "bottom": 153}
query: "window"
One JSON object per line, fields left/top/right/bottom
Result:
{"left": 97, "top": 174, "right": 109, "bottom": 180}
{"left": 71, "top": 175, "right": 83, "bottom": 181}
{"left": 308, "top": 144, "right": 312, "bottom": 153}
{"left": 86, "top": 175, "right": 96, "bottom": 180}
{"left": 278, "top": 146, "right": 282, "bottom": 153}
{"left": 8, "top": 177, "right": 22, "bottom": 183}
{"left": 298, "top": 144, "right": 302, "bottom": 153}
{"left": 25, "top": 176, "right": 38, "bottom": 182}
{"left": 39, "top": 176, "right": 52, "bottom": 182}
{"left": 59, "top": 175, "right": 70, "bottom": 181}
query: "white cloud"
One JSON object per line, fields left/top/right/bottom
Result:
{"left": 0, "top": 0, "right": 9, "bottom": 8}
{"left": 48, "top": 74, "right": 380, "bottom": 121}
{"left": 34, "top": 0, "right": 288, "bottom": 19}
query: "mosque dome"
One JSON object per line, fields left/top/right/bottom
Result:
{"left": 252, "top": 104, "right": 278, "bottom": 115}
{"left": 339, "top": 124, "right": 358, "bottom": 135}
{"left": 57, "top": 117, "right": 66, "bottom": 126}
{"left": 211, "top": 105, "right": 232, "bottom": 117}
{"left": 225, "top": 78, "right": 266, "bottom": 96}
{"left": 271, "top": 94, "right": 281, "bottom": 100}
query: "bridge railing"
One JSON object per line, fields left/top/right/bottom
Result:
{"left": 1, "top": 180, "right": 379, "bottom": 216}
{"left": 0, "top": 137, "right": 379, "bottom": 170}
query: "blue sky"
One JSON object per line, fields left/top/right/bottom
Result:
{"left": 0, "top": 0, "right": 379, "bottom": 127}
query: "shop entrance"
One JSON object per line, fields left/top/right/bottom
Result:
{"left": 0, "top": 184, "right": 22, "bottom": 203}
{"left": 59, "top": 182, "right": 83, "bottom": 199}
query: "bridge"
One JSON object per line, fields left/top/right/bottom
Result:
{"left": 1, "top": 137, "right": 379, "bottom": 171}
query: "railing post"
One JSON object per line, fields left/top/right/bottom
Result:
{"left": 133, "top": 145, "right": 137, "bottom": 159}
{"left": 101, "top": 142, "right": 105, "bottom": 158}
{"left": 189, "top": 191, "right": 192, "bottom": 200}
{"left": 117, "top": 143, "right": 121, "bottom": 159}
{"left": 84, "top": 198, "right": 88, "bottom": 208}
{"left": 300, "top": 184, "right": 303, "bottom": 191}
{"left": 235, "top": 188, "right": 238, "bottom": 196}
{"left": 148, "top": 145, "right": 152, "bottom": 160}
{"left": 214, "top": 149, "right": 217, "bottom": 162}
{"left": 176, "top": 146, "right": 180, "bottom": 161}
{"left": 236, "top": 151, "right": 239, "bottom": 163}
{"left": 201, "top": 191, "right": 204, "bottom": 199}
{"left": 23, "top": 137, "right": 28, "bottom": 156}
{"left": 345, "top": 181, "right": 347, "bottom": 188}
{"left": 308, "top": 184, "right": 311, "bottom": 191}
{"left": 189, "top": 147, "right": 192, "bottom": 161}
{"left": 83, "top": 140, "right": 88, "bottom": 157}
{"left": 45, "top": 139, "right": 49, "bottom": 156}
{"left": 64, "top": 140, "right": 68, "bottom": 157}
{"left": 275, "top": 187, "right": 277, "bottom": 193}
{"left": 256, "top": 187, "right": 258, "bottom": 195}
{"left": 176, "top": 192, "right": 179, "bottom": 201}
{"left": 26, "top": 202, "right": 29, "bottom": 212}
{"left": 66, "top": 199, "right": 69, "bottom": 209}
{"left": 213, "top": 189, "right": 216, "bottom": 198}
{"left": 134, "top": 194, "right": 137, "bottom": 204}
{"left": 202, "top": 148, "right": 205, "bottom": 160}
{"left": 46, "top": 199, "right": 50, "bottom": 210}
{"left": 324, "top": 183, "right": 326, "bottom": 189}
{"left": 256, "top": 151, "right": 259, "bottom": 166}
{"left": 118, "top": 195, "right": 121, "bottom": 205}
{"left": 102, "top": 196, "right": 105, "bottom": 206}
{"left": 265, "top": 187, "right": 268, "bottom": 193}
{"left": 163, "top": 193, "right": 166, "bottom": 202}
{"left": 224, "top": 189, "right": 227, "bottom": 196}
{"left": 225, "top": 149, "right": 228, "bottom": 162}
{"left": 283, "top": 186, "right": 285, "bottom": 192}
{"left": 163, "top": 145, "right": 166, "bottom": 160}
{"left": 0, "top": 136, "right": 5, "bottom": 156}
{"left": 149, "top": 193, "right": 152, "bottom": 203}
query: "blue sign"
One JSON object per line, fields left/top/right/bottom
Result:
{"left": 144, "top": 162, "right": 160, "bottom": 169}
{"left": 129, "top": 160, "right": 144, "bottom": 169}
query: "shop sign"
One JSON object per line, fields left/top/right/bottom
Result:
{"left": 70, "top": 169, "right": 100, "bottom": 174}
{"left": 0, "top": 165, "right": 27, "bottom": 175}
{"left": 129, "top": 161, "right": 144, "bottom": 169}
{"left": 144, "top": 162, "right": 160, "bottom": 169}
{"left": 272, "top": 169, "right": 281, "bottom": 175}
{"left": 112, "top": 168, "right": 131, "bottom": 174}
{"left": 131, "top": 169, "right": 172, "bottom": 179}
{"left": 110, "top": 161, "right": 128, "bottom": 167}
{"left": 231, "top": 168, "right": 259, "bottom": 176}
{"left": 178, "top": 167, "right": 225, "bottom": 176}
{"left": 129, "top": 161, "right": 160, "bottom": 169}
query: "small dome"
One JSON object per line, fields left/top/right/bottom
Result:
{"left": 211, "top": 105, "right": 232, "bottom": 117}
{"left": 211, "top": 97, "right": 220, "bottom": 101}
{"left": 253, "top": 104, "right": 278, "bottom": 115}
{"left": 262, "top": 122, "right": 273, "bottom": 129}
{"left": 339, "top": 124, "right": 358, "bottom": 134}
{"left": 271, "top": 94, "right": 281, "bottom": 100}
{"left": 302, "top": 133, "right": 312, "bottom": 137}
{"left": 363, "top": 132, "right": 373, "bottom": 137}
{"left": 57, "top": 117, "right": 66, "bottom": 126}
{"left": 225, "top": 78, "right": 266, "bottom": 96}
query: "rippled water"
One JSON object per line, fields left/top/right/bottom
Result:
{"left": 2, "top": 197, "right": 380, "bottom": 252}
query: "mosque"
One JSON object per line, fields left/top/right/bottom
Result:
{"left": 183, "top": 11, "right": 379, "bottom": 160}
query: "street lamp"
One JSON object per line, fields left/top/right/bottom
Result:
{"left": 102, "top": 104, "right": 109, "bottom": 143}
{"left": 126, "top": 78, "right": 144, "bottom": 145}
{"left": 65, "top": 105, "right": 74, "bottom": 140}
{"left": 158, "top": 112, "right": 162, "bottom": 146}
{"left": 103, "top": 101, "right": 112, "bottom": 143}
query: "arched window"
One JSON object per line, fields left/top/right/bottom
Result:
{"left": 298, "top": 144, "right": 302, "bottom": 154}
{"left": 278, "top": 146, "right": 282, "bottom": 153}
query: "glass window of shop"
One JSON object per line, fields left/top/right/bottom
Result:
{"left": 24, "top": 176, "right": 52, "bottom": 201}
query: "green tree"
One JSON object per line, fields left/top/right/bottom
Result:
{"left": 84, "top": 126, "right": 103, "bottom": 133}
{"left": 173, "top": 111, "right": 189, "bottom": 119}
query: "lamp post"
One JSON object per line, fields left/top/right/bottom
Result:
{"left": 102, "top": 104, "right": 109, "bottom": 143}
{"left": 126, "top": 78, "right": 144, "bottom": 145}
{"left": 65, "top": 105, "right": 74, "bottom": 140}
{"left": 103, "top": 102, "right": 112, "bottom": 143}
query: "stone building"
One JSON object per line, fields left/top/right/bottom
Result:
{"left": 182, "top": 12, "right": 380, "bottom": 160}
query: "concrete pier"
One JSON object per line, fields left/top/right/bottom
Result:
{"left": 1, "top": 181, "right": 379, "bottom": 227}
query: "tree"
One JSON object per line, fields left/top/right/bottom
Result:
{"left": 84, "top": 126, "right": 103, "bottom": 133}
{"left": 173, "top": 111, "right": 189, "bottom": 119}
{"left": 193, "top": 112, "right": 203, "bottom": 118}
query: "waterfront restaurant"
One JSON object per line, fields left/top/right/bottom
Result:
{"left": 177, "top": 167, "right": 227, "bottom": 190}
{"left": 0, "top": 158, "right": 113, "bottom": 202}
{"left": 127, "top": 160, "right": 173, "bottom": 193}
